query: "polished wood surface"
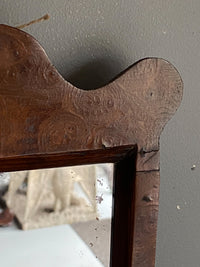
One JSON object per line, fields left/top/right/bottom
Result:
{"left": 0, "top": 24, "right": 183, "bottom": 266}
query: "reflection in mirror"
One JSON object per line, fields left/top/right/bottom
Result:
{"left": 0, "top": 164, "right": 113, "bottom": 267}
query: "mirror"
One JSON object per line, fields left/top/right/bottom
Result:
{"left": 0, "top": 164, "right": 113, "bottom": 267}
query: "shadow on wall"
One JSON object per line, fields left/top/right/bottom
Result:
{"left": 66, "top": 57, "right": 125, "bottom": 90}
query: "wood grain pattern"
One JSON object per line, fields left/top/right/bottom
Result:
{"left": 132, "top": 171, "right": 160, "bottom": 267}
{"left": 0, "top": 24, "right": 183, "bottom": 161}
{"left": 0, "top": 24, "right": 183, "bottom": 267}
{"left": 136, "top": 150, "right": 160, "bottom": 172}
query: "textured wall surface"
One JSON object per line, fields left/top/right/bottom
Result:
{"left": 1, "top": 1, "right": 200, "bottom": 266}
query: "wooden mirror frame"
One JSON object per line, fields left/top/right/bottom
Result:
{"left": 0, "top": 24, "right": 183, "bottom": 267}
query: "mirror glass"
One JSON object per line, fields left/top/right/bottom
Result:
{"left": 0, "top": 164, "right": 113, "bottom": 267}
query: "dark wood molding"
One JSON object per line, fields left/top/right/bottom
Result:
{"left": 111, "top": 150, "right": 137, "bottom": 267}
{"left": 0, "top": 145, "right": 137, "bottom": 172}
{"left": 0, "top": 24, "right": 183, "bottom": 266}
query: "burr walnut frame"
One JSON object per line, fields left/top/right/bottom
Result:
{"left": 0, "top": 24, "right": 183, "bottom": 267}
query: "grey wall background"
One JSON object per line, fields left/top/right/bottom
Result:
{"left": 1, "top": 1, "right": 200, "bottom": 266}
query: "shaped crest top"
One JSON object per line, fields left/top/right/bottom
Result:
{"left": 0, "top": 24, "right": 183, "bottom": 159}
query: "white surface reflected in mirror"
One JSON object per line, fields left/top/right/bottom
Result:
{"left": 0, "top": 164, "right": 113, "bottom": 267}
